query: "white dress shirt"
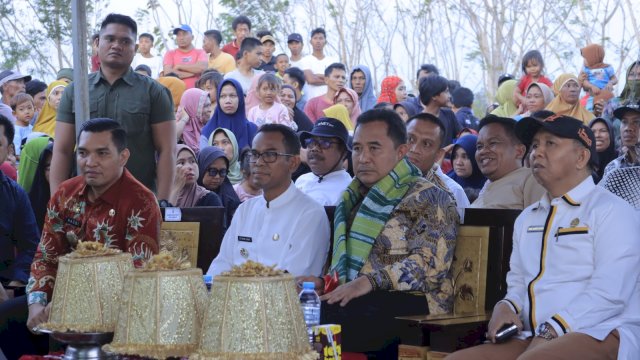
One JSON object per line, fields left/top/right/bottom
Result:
{"left": 207, "top": 182, "right": 330, "bottom": 277}
{"left": 500, "top": 177, "right": 640, "bottom": 359}
{"left": 294, "top": 170, "right": 352, "bottom": 206}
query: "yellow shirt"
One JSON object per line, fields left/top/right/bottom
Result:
{"left": 207, "top": 52, "right": 236, "bottom": 74}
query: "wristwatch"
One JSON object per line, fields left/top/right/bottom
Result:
{"left": 158, "top": 199, "right": 173, "bottom": 208}
{"left": 536, "top": 322, "right": 556, "bottom": 340}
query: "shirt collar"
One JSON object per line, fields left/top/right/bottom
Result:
{"left": 78, "top": 169, "right": 130, "bottom": 206}
{"left": 533, "top": 176, "right": 594, "bottom": 210}
{"left": 260, "top": 181, "right": 297, "bottom": 209}
{"left": 91, "top": 67, "right": 136, "bottom": 86}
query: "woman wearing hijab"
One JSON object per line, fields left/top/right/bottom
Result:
{"left": 17, "top": 136, "right": 52, "bottom": 193}
{"left": 599, "top": 61, "right": 640, "bottom": 147}
{"left": 490, "top": 79, "right": 518, "bottom": 118}
{"left": 29, "top": 143, "right": 53, "bottom": 231}
{"left": 349, "top": 65, "right": 377, "bottom": 112}
{"left": 176, "top": 88, "right": 212, "bottom": 153}
{"left": 280, "top": 84, "right": 313, "bottom": 132}
{"left": 322, "top": 104, "right": 353, "bottom": 132}
{"left": 32, "top": 81, "right": 67, "bottom": 137}
{"left": 446, "top": 134, "right": 486, "bottom": 202}
{"left": 170, "top": 144, "right": 222, "bottom": 207}
{"left": 377, "top": 75, "right": 407, "bottom": 104}
{"left": 514, "top": 82, "right": 555, "bottom": 120}
{"left": 158, "top": 76, "right": 187, "bottom": 109}
{"left": 200, "top": 78, "right": 257, "bottom": 150}
{"left": 394, "top": 100, "right": 422, "bottom": 122}
{"left": 589, "top": 117, "right": 618, "bottom": 181}
{"left": 333, "top": 87, "right": 361, "bottom": 126}
{"left": 545, "top": 73, "right": 594, "bottom": 124}
{"left": 197, "top": 146, "right": 241, "bottom": 227}
{"left": 208, "top": 128, "right": 243, "bottom": 185}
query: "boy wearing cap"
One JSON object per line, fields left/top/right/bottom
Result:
{"left": 287, "top": 33, "right": 304, "bottom": 68}
{"left": 448, "top": 114, "right": 640, "bottom": 359}
{"left": 604, "top": 101, "right": 640, "bottom": 173}
{"left": 295, "top": 117, "right": 352, "bottom": 205}
{"left": 163, "top": 24, "right": 207, "bottom": 89}
{"left": 258, "top": 35, "right": 277, "bottom": 72}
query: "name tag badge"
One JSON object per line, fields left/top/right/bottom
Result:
{"left": 164, "top": 207, "right": 182, "bottom": 222}
{"left": 65, "top": 217, "right": 81, "bottom": 227}
{"left": 238, "top": 236, "right": 253, "bottom": 243}
{"left": 527, "top": 226, "right": 544, "bottom": 233}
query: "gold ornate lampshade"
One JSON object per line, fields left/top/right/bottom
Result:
{"left": 192, "top": 261, "right": 317, "bottom": 360}
{"left": 40, "top": 243, "right": 133, "bottom": 333}
{"left": 103, "top": 253, "right": 208, "bottom": 359}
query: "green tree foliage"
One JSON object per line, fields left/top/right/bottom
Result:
{"left": 218, "top": 0, "right": 291, "bottom": 43}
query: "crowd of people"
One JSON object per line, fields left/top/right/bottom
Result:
{"left": 0, "top": 11, "right": 639, "bottom": 360}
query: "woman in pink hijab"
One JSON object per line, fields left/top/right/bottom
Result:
{"left": 333, "top": 87, "right": 362, "bottom": 126}
{"left": 176, "top": 88, "right": 212, "bottom": 153}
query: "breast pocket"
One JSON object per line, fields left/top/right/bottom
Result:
{"left": 117, "top": 98, "right": 151, "bottom": 137}
{"left": 552, "top": 227, "right": 592, "bottom": 253}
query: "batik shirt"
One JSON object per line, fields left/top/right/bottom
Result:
{"left": 26, "top": 169, "right": 161, "bottom": 306}
{"left": 358, "top": 178, "right": 459, "bottom": 315}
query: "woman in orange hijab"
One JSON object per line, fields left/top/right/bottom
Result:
{"left": 377, "top": 76, "right": 407, "bottom": 104}
{"left": 545, "top": 73, "right": 594, "bottom": 124}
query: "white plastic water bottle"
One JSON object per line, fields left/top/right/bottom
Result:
{"left": 299, "top": 281, "right": 321, "bottom": 344}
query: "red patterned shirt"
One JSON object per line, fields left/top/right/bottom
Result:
{"left": 26, "top": 169, "right": 160, "bottom": 306}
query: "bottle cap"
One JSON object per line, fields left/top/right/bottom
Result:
{"left": 302, "top": 282, "right": 315, "bottom": 289}
{"left": 203, "top": 275, "right": 213, "bottom": 283}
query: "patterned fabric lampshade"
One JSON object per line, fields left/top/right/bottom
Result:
{"left": 192, "top": 261, "right": 317, "bottom": 359}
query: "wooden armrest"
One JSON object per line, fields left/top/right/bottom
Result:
{"left": 397, "top": 310, "right": 491, "bottom": 329}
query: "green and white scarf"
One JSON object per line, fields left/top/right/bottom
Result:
{"left": 330, "top": 158, "right": 421, "bottom": 283}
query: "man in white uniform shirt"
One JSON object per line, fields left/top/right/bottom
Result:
{"left": 405, "top": 113, "right": 469, "bottom": 219}
{"left": 208, "top": 124, "right": 330, "bottom": 277}
{"left": 448, "top": 114, "right": 640, "bottom": 359}
{"left": 295, "top": 117, "right": 352, "bottom": 205}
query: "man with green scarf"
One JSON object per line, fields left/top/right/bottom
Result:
{"left": 297, "top": 109, "right": 459, "bottom": 357}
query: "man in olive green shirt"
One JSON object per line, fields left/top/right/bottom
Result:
{"left": 51, "top": 14, "right": 175, "bottom": 200}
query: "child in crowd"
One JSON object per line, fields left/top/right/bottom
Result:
{"left": 247, "top": 73, "right": 297, "bottom": 130}
{"left": 513, "top": 50, "right": 553, "bottom": 106}
{"left": 10, "top": 93, "right": 35, "bottom": 161}
{"left": 275, "top": 53, "right": 290, "bottom": 79}
{"left": 579, "top": 43, "right": 617, "bottom": 111}
{"left": 233, "top": 148, "right": 262, "bottom": 202}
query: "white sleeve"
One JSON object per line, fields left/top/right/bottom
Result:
{"left": 281, "top": 206, "right": 330, "bottom": 277}
{"left": 502, "top": 213, "right": 528, "bottom": 316}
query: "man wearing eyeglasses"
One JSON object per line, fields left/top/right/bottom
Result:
{"left": 206, "top": 124, "right": 330, "bottom": 277}
{"left": 295, "top": 117, "right": 352, "bottom": 205}
{"left": 297, "top": 109, "right": 459, "bottom": 357}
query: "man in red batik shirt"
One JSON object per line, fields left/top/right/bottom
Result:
{"left": 26, "top": 118, "right": 161, "bottom": 330}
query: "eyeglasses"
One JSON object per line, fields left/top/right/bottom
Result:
{"left": 247, "top": 150, "right": 294, "bottom": 163}
{"left": 304, "top": 138, "right": 339, "bottom": 150}
{"left": 206, "top": 168, "right": 228, "bottom": 177}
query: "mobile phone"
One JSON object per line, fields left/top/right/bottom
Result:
{"left": 495, "top": 323, "right": 518, "bottom": 343}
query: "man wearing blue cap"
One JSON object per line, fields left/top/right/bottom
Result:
{"left": 163, "top": 24, "right": 207, "bottom": 89}
{"left": 287, "top": 33, "right": 304, "bottom": 68}
{"left": 295, "top": 117, "right": 352, "bottom": 205}
{"left": 448, "top": 114, "right": 640, "bottom": 359}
